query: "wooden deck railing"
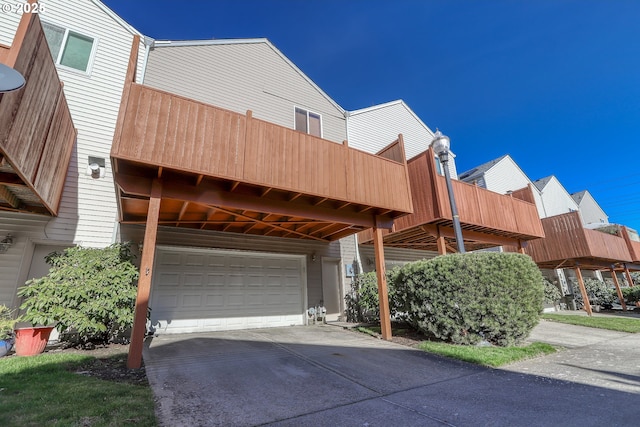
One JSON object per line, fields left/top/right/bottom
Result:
{"left": 525, "top": 212, "right": 631, "bottom": 265}
{"left": 0, "top": 12, "right": 76, "bottom": 215}
{"left": 111, "top": 83, "right": 414, "bottom": 214}
{"left": 394, "top": 149, "right": 543, "bottom": 237}
{"left": 620, "top": 226, "right": 640, "bottom": 262}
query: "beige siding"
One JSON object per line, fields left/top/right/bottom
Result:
{"left": 576, "top": 192, "right": 609, "bottom": 226}
{"left": 143, "top": 41, "right": 347, "bottom": 144}
{"left": 357, "top": 245, "right": 438, "bottom": 274}
{"left": 347, "top": 101, "right": 458, "bottom": 178}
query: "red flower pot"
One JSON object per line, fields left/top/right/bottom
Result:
{"left": 14, "top": 326, "right": 54, "bottom": 356}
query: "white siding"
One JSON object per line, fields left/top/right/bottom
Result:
{"left": 483, "top": 157, "right": 546, "bottom": 218}
{"left": 538, "top": 177, "right": 580, "bottom": 219}
{"left": 576, "top": 192, "right": 609, "bottom": 226}
{"left": 143, "top": 41, "right": 347, "bottom": 144}
{"left": 0, "top": 0, "right": 145, "bottom": 305}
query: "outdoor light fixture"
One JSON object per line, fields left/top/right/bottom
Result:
{"left": 431, "top": 130, "right": 465, "bottom": 253}
{"left": 0, "top": 63, "right": 25, "bottom": 93}
{"left": 0, "top": 234, "right": 14, "bottom": 253}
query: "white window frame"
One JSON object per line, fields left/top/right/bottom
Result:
{"left": 42, "top": 20, "right": 99, "bottom": 76}
{"left": 294, "top": 106, "right": 323, "bottom": 138}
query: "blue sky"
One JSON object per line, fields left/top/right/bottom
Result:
{"left": 102, "top": 0, "right": 640, "bottom": 230}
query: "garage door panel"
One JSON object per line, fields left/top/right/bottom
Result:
{"left": 151, "top": 248, "right": 305, "bottom": 334}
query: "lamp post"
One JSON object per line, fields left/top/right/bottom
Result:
{"left": 431, "top": 130, "right": 465, "bottom": 253}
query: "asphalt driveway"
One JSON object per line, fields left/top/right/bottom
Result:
{"left": 143, "top": 322, "right": 640, "bottom": 426}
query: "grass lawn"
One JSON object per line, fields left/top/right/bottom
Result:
{"left": 355, "top": 325, "right": 556, "bottom": 367}
{"left": 0, "top": 353, "right": 156, "bottom": 427}
{"left": 541, "top": 313, "right": 640, "bottom": 333}
{"left": 417, "top": 341, "right": 556, "bottom": 367}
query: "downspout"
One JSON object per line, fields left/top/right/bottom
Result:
{"left": 138, "top": 36, "right": 154, "bottom": 84}
{"left": 344, "top": 110, "right": 363, "bottom": 273}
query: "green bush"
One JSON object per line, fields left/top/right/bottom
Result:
{"left": 570, "top": 278, "right": 615, "bottom": 308}
{"left": 621, "top": 287, "right": 640, "bottom": 304}
{"left": 542, "top": 277, "right": 562, "bottom": 305}
{"left": 344, "top": 268, "right": 401, "bottom": 323}
{"left": 0, "top": 305, "right": 16, "bottom": 340}
{"left": 393, "top": 252, "right": 543, "bottom": 346}
{"left": 17, "top": 243, "right": 139, "bottom": 345}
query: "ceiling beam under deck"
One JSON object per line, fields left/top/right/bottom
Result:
{"left": 0, "top": 185, "right": 21, "bottom": 209}
{"left": 115, "top": 174, "right": 394, "bottom": 229}
{"left": 421, "top": 224, "right": 523, "bottom": 248}
{"left": 0, "top": 172, "right": 27, "bottom": 186}
{"left": 211, "top": 205, "right": 327, "bottom": 241}
{"left": 200, "top": 207, "right": 218, "bottom": 229}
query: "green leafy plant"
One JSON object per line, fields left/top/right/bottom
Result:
{"left": 0, "top": 305, "right": 17, "bottom": 340}
{"left": 393, "top": 252, "right": 544, "bottom": 347}
{"left": 570, "top": 278, "right": 615, "bottom": 308}
{"left": 621, "top": 286, "right": 640, "bottom": 304}
{"left": 17, "top": 243, "right": 139, "bottom": 345}
{"left": 344, "top": 267, "right": 402, "bottom": 323}
{"left": 542, "top": 277, "right": 562, "bottom": 305}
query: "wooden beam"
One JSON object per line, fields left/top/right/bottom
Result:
{"left": 421, "top": 224, "right": 521, "bottom": 248}
{"left": 0, "top": 172, "right": 27, "bottom": 186}
{"left": 200, "top": 207, "right": 218, "bottom": 229}
{"left": 574, "top": 267, "right": 592, "bottom": 316}
{"left": 0, "top": 185, "right": 20, "bottom": 209}
{"left": 436, "top": 235, "right": 447, "bottom": 255}
{"left": 373, "top": 225, "right": 392, "bottom": 340}
{"left": 115, "top": 174, "right": 393, "bottom": 229}
{"left": 517, "top": 240, "right": 526, "bottom": 254}
{"left": 624, "top": 267, "right": 635, "bottom": 287}
{"left": 610, "top": 268, "right": 627, "bottom": 311}
{"left": 127, "top": 180, "right": 161, "bottom": 369}
{"left": 213, "top": 205, "right": 327, "bottom": 241}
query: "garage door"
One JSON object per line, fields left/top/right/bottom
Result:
{"left": 150, "top": 247, "right": 306, "bottom": 334}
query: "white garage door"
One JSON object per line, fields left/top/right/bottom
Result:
{"left": 150, "top": 247, "right": 306, "bottom": 334}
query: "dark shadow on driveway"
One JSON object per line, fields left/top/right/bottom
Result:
{"left": 143, "top": 326, "right": 639, "bottom": 427}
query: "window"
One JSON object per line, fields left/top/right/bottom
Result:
{"left": 42, "top": 22, "right": 96, "bottom": 73}
{"left": 294, "top": 107, "right": 322, "bottom": 137}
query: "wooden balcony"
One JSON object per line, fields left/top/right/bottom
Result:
{"left": 110, "top": 40, "right": 413, "bottom": 242}
{"left": 0, "top": 12, "right": 76, "bottom": 215}
{"left": 618, "top": 226, "right": 640, "bottom": 264}
{"left": 358, "top": 148, "right": 544, "bottom": 252}
{"left": 523, "top": 212, "right": 632, "bottom": 269}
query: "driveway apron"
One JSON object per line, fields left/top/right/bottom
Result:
{"left": 143, "top": 322, "right": 640, "bottom": 426}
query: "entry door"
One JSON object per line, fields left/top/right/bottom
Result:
{"left": 321, "top": 259, "right": 342, "bottom": 321}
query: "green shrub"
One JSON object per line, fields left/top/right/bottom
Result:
{"left": 0, "top": 305, "right": 16, "bottom": 340}
{"left": 621, "top": 287, "right": 640, "bottom": 304}
{"left": 393, "top": 252, "right": 543, "bottom": 346}
{"left": 542, "top": 277, "right": 562, "bottom": 305}
{"left": 570, "top": 278, "right": 615, "bottom": 308}
{"left": 344, "top": 268, "right": 401, "bottom": 323}
{"left": 17, "top": 243, "right": 139, "bottom": 345}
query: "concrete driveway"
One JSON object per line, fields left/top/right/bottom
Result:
{"left": 143, "top": 323, "right": 640, "bottom": 426}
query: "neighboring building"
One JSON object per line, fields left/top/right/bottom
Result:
{"left": 532, "top": 175, "right": 580, "bottom": 218}
{"left": 458, "top": 154, "right": 546, "bottom": 218}
{"left": 571, "top": 190, "right": 609, "bottom": 227}
{"left": 0, "top": 0, "right": 146, "bottom": 309}
{"left": 347, "top": 100, "right": 458, "bottom": 178}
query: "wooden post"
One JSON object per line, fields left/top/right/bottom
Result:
{"left": 574, "top": 267, "right": 592, "bottom": 316}
{"left": 127, "top": 180, "right": 162, "bottom": 369}
{"left": 517, "top": 240, "right": 526, "bottom": 254}
{"left": 610, "top": 269, "right": 627, "bottom": 312}
{"left": 624, "top": 267, "right": 635, "bottom": 287}
{"left": 436, "top": 226, "right": 446, "bottom": 255}
{"left": 373, "top": 225, "right": 392, "bottom": 340}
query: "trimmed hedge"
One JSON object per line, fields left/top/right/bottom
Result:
{"left": 345, "top": 268, "right": 401, "bottom": 323}
{"left": 394, "top": 252, "right": 543, "bottom": 346}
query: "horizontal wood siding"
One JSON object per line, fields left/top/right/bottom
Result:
{"left": 526, "top": 212, "right": 631, "bottom": 264}
{"left": 114, "top": 84, "right": 413, "bottom": 213}
{"left": 0, "top": 12, "right": 76, "bottom": 214}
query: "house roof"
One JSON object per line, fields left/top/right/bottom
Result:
{"left": 532, "top": 175, "right": 553, "bottom": 191}
{"left": 571, "top": 190, "right": 588, "bottom": 205}
{"left": 457, "top": 154, "right": 509, "bottom": 182}
{"left": 150, "top": 38, "right": 345, "bottom": 114}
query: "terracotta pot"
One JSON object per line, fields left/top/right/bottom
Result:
{"left": 14, "top": 326, "right": 54, "bottom": 356}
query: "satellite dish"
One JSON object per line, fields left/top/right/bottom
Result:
{"left": 0, "top": 63, "right": 26, "bottom": 93}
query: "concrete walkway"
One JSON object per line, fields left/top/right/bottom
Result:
{"left": 143, "top": 318, "right": 640, "bottom": 426}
